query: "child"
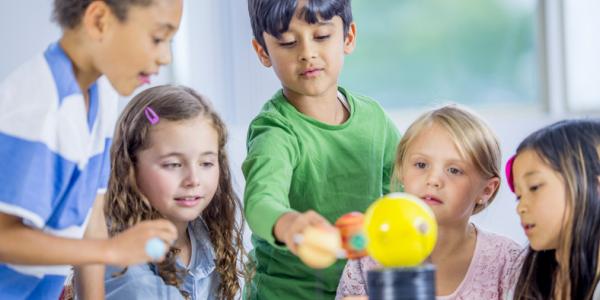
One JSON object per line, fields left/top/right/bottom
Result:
{"left": 0, "top": 0, "right": 182, "bottom": 298}
{"left": 104, "top": 85, "right": 247, "bottom": 300}
{"left": 337, "top": 105, "right": 523, "bottom": 299}
{"left": 506, "top": 119, "right": 600, "bottom": 300}
{"left": 243, "top": 0, "right": 401, "bottom": 298}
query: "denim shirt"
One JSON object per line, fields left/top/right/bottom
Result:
{"left": 105, "top": 220, "right": 219, "bottom": 299}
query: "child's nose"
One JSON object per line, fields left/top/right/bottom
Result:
{"left": 426, "top": 171, "right": 442, "bottom": 188}
{"left": 516, "top": 200, "right": 527, "bottom": 215}
{"left": 157, "top": 43, "right": 172, "bottom": 66}
{"left": 183, "top": 169, "right": 201, "bottom": 188}
{"left": 298, "top": 41, "right": 317, "bottom": 61}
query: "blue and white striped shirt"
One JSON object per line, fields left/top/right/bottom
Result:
{"left": 0, "top": 42, "right": 118, "bottom": 299}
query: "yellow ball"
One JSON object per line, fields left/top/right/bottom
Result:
{"left": 364, "top": 193, "right": 437, "bottom": 267}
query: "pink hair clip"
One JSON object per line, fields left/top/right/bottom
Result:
{"left": 505, "top": 154, "right": 516, "bottom": 193}
{"left": 144, "top": 106, "right": 159, "bottom": 125}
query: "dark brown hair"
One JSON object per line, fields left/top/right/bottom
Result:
{"left": 53, "top": 0, "right": 154, "bottom": 29}
{"left": 513, "top": 119, "right": 600, "bottom": 300}
{"left": 248, "top": 0, "right": 353, "bottom": 51}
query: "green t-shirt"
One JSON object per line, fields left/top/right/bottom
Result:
{"left": 242, "top": 87, "right": 401, "bottom": 300}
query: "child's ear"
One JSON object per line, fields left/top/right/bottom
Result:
{"left": 82, "top": 1, "right": 112, "bottom": 41}
{"left": 252, "top": 39, "right": 272, "bottom": 67}
{"left": 343, "top": 22, "right": 357, "bottom": 55}
{"left": 480, "top": 177, "right": 500, "bottom": 204}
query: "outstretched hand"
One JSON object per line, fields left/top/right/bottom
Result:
{"left": 273, "top": 210, "right": 330, "bottom": 255}
{"left": 105, "top": 219, "right": 177, "bottom": 267}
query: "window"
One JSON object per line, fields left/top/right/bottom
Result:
{"left": 340, "top": 0, "right": 539, "bottom": 109}
{"left": 564, "top": 0, "right": 600, "bottom": 112}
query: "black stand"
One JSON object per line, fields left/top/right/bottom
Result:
{"left": 367, "top": 264, "right": 436, "bottom": 300}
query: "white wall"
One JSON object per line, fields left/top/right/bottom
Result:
{"left": 0, "top": 2, "right": 60, "bottom": 80}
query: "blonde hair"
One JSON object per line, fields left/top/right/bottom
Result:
{"left": 394, "top": 104, "right": 501, "bottom": 214}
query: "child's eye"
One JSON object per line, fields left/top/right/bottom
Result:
{"left": 315, "top": 35, "right": 331, "bottom": 41}
{"left": 200, "top": 162, "right": 215, "bottom": 168}
{"left": 152, "top": 37, "right": 164, "bottom": 45}
{"left": 162, "top": 162, "right": 182, "bottom": 169}
{"left": 278, "top": 40, "right": 296, "bottom": 47}
{"left": 515, "top": 195, "right": 521, "bottom": 202}
{"left": 448, "top": 167, "right": 463, "bottom": 175}
{"left": 415, "top": 162, "right": 427, "bottom": 169}
{"left": 529, "top": 183, "right": 543, "bottom": 192}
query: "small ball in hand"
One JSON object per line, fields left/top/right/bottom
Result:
{"left": 145, "top": 237, "right": 166, "bottom": 260}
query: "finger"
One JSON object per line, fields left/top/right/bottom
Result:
{"left": 287, "top": 233, "right": 304, "bottom": 255}
{"left": 149, "top": 219, "right": 178, "bottom": 235}
{"left": 146, "top": 220, "right": 178, "bottom": 242}
{"left": 304, "top": 210, "right": 330, "bottom": 226}
{"left": 287, "top": 216, "right": 311, "bottom": 250}
{"left": 286, "top": 233, "right": 299, "bottom": 254}
{"left": 153, "top": 230, "right": 177, "bottom": 246}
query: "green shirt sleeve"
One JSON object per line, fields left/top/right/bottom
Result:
{"left": 242, "top": 113, "right": 299, "bottom": 247}
{"left": 381, "top": 112, "right": 401, "bottom": 195}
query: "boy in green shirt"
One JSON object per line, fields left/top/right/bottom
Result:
{"left": 243, "top": 0, "right": 401, "bottom": 299}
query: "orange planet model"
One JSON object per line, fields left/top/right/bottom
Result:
{"left": 335, "top": 212, "right": 367, "bottom": 259}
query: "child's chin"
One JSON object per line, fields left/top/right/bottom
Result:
{"left": 529, "top": 242, "right": 555, "bottom": 252}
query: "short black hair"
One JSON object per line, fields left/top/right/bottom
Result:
{"left": 53, "top": 0, "right": 154, "bottom": 29}
{"left": 248, "top": 0, "right": 353, "bottom": 51}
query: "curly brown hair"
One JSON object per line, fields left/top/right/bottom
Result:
{"left": 105, "top": 85, "right": 248, "bottom": 299}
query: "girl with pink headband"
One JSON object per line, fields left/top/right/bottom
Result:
{"left": 505, "top": 119, "right": 600, "bottom": 299}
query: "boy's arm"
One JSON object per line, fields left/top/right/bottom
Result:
{"left": 0, "top": 212, "right": 177, "bottom": 267}
{"left": 242, "top": 115, "right": 303, "bottom": 247}
{"left": 242, "top": 146, "right": 297, "bottom": 247}
{"left": 243, "top": 115, "right": 333, "bottom": 252}
{"left": 73, "top": 193, "right": 108, "bottom": 300}
{"left": 0, "top": 212, "right": 110, "bottom": 265}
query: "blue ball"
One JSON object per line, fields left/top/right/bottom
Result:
{"left": 145, "top": 237, "right": 166, "bottom": 260}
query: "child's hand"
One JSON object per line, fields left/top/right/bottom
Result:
{"left": 295, "top": 225, "right": 342, "bottom": 269}
{"left": 273, "top": 210, "right": 330, "bottom": 255}
{"left": 105, "top": 219, "right": 177, "bottom": 267}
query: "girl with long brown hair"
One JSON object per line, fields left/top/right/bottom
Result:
{"left": 506, "top": 119, "right": 600, "bottom": 299}
{"left": 104, "top": 85, "right": 246, "bottom": 299}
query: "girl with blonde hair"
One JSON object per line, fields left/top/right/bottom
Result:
{"left": 337, "top": 105, "right": 522, "bottom": 299}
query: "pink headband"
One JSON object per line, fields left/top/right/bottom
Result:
{"left": 505, "top": 154, "right": 516, "bottom": 193}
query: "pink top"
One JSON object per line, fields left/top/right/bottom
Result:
{"left": 336, "top": 226, "right": 524, "bottom": 300}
